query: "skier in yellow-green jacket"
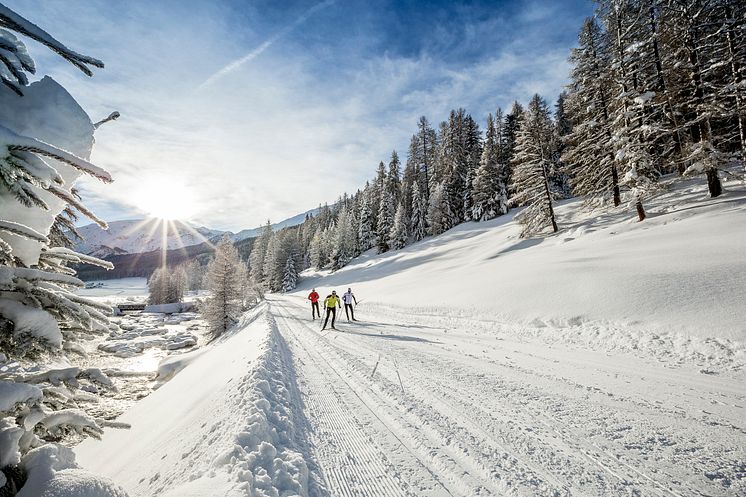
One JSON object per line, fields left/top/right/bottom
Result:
{"left": 322, "top": 290, "right": 341, "bottom": 330}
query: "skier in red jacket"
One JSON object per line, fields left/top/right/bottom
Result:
{"left": 308, "top": 289, "right": 320, "bottom": 320}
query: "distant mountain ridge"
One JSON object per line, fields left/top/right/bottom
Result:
{"left": 73, "top": 208, "right": 319, "bottom": 257}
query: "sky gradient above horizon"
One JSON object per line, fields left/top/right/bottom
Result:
{"left": 7, "top": 0, "right": 593, "bottom": 231}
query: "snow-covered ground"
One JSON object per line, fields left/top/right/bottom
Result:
{"left": 77, "top": 177, "right": 745, "bottom": 496}
{"left": 73, "top": 278, "right": 208, "bottom": 420}
{"left": 76, "top": 277, "right": 149, "bottom": 302}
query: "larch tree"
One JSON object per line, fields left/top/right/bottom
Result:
{"left": 510, "top": 94, "right": 559, "bottom": 236}
{"left": 563, "top": 17, "right": 621, "bottom": 207}
{"left": 204, "top": 235, "right": 245, "bottom": 337}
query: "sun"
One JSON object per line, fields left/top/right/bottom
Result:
{"left": 132, "top": 177, "right": 196, "bottom": 220}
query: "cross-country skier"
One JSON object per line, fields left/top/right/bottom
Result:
{"left": 342, "top": 288, "right": 358, "bottom": 321}
{"left": 308, "top": 288, "right": 320, "bottom": 319}
{"left": 322, "top": 290, "right": 341, "bottom": 330}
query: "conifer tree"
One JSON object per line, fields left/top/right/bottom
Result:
{"left": 387, "top": 150, "right": 402, "bottom": 205}
{"left": 204, "top": 235, "right": 245, "bottom": 337}
{"left": 249, "top": 221, "right": 272, "bottom": 287}
{"left": 417, "top": 116, "right": 438, "bottom": 198}
{"left": 502, "top": 102, "right": 524, "bottom": 192}
{"left": 357, "top": 186, "right": 375, "bottom": 251}
{"left": 377, "top": 185, "right": 394, "bottom": 253}
{"left": 389, "top": 201, "right": 409, "bottom": 250}
{"left": 281, "top": 255, "right": 298, "bottom": 292}
{"left": 410, "top": 182, "right": 428, "bottom": 242}
{"left": 563, "top": 17, "right": 621, "bottom": 207}
{"left": 427, "top": 182, "right": 449, "bottom": 236}
{"left": 511, "top": 94, "right": 559, "bottom": 236}
{"left": 472, "top": 113, "right": 508, "bottom": 221}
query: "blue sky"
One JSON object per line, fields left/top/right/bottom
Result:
{"left": 6, "top": 0, "right": 592, "bottom": 231}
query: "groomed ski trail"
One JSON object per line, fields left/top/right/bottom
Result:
{"left": 268, "top": 295, "right": 746, "bottom": 497}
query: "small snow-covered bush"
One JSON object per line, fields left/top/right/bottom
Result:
{"left": 0, "top": 5, "right": 127, "bottom": 496}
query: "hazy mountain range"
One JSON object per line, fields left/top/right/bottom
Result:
{"left": 74, "top": 208, "right": 317, "bottom": 257}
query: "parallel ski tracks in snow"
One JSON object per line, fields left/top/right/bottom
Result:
{"left": 275, "top": 304, "right": 451, "bottom": 497}
{"left": 270, "top": 296, "right": 745, "bottom": 497}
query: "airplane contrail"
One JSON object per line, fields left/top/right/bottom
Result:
{"left": 199, "top": 0, "right": 335, "bottom": 89}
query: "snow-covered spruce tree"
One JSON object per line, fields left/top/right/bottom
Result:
{"left": 203, "top": 235, "right": 245, "bottom": 337}
{"left": 471, "top": 112, "right": 508, "bottom": 221}
{"left": 417, "top": 116, "right": 438, "bottom": 197}
{"left": 281, "top": 255, "right": 298, "bottom": 292}
{"left": 387, "top": 150, "right": 402, "bottom": 206}
{"left": 402, "top": 138, "right": 419, "bottom": 222}
{"left": 389, "top": 201, "right": 409, "bottom": 250}
{"left": 357, "top": 184, "right": 375, "bottom": 251}
{"left": 261, "top": 232, "right": 279, "bottom": 291}
{"left": 248, "top": 220, "right": 272, "bottom": 288}
{"left": 427, "top": 182, "right": 449, "bottom": 236}
{"left": 376, "top": 182, "right": 394, "bottom": 253}
{"left": 462, "top": 113, "right": 482, "bottom": 221}
{"left": 502, "top": 102, "right": 524, "bottom": 194}
{"left": 563, "top": 16, "right": 622, "bottom": 207}
{"left": 550, "top": 93, "right": 573, "bottom": 198}
{"left": 410, "top": 182, "right": 427, "bottom": 242}
{"left": 330, "top": 205, "right": 356, "bottom": 270}
{"left": 0, "top": 5, "right": 129, "bottom": 496}
{"left": 510, "top": 94, "right": 559, "bottom": 236}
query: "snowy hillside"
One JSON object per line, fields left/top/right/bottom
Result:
{"left": 298, "top": 176, "right": 746, "bottom": 341}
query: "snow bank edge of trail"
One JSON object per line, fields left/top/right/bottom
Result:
{"left": 177, "top": 309, "right": 317, "bottom": 497}
{"left": 76, "top": 304, "right": 320, "bottom": 497}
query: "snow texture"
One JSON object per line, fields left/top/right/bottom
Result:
{"left": 0, "top": 76, "right": 96, "bottom": 266}
{"left": 77, "top": 304, "right": 316, "bottom": 497}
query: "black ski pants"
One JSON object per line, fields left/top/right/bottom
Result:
{"left": 311, "top": 301, "right": 320, "bottom": 319}
{"left": 344, "top": 303, "right": 355, "bottom": 321}
{"left": 323, "top": 307, "right": 337, "bottom": 328}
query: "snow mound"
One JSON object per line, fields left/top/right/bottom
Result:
{"left": 18, "top": 444, "right": 126, "bottom": 497}
{"left": 76, "top": 305, "right": 317, "bottom": 497}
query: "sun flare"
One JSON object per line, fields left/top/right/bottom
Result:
{"left": 132, "top": 178, "right": 196, "bottom": 220}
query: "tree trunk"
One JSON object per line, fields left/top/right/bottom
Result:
{"left": 636, "top": 200, "right": 646, "bottom": 222}
{"left": 706, "top": 168, "right": 723, "bottom": 198}
{"left": 611, "top": 164, "right": 621, "bottom": 206}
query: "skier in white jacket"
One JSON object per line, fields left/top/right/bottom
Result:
{"left": 342, "top": 288, "right": 358, "bottom": 321}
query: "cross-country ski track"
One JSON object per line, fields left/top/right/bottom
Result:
{"left": 269, "top": 295, "right": 745, "bottom": 497}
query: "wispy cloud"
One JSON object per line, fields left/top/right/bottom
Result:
{"left": 198, "top": 0, "right": 335, "bottom": 89}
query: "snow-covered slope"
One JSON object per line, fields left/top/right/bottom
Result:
{"left": 75, "top": 177, "right": 745, "bottom": 497}
{"left": 76, "top": 305, "right": 319, "bottom": 497}
{"left": 297, "top": 176, "right": 746, "bottom": 341}
{"left": 73, "top": 219, "right": 224, "bottom": 255}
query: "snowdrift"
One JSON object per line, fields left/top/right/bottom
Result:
{"left": 296, "top": 177, "right": 746, "bottom": 358}
{"left": 76, "top": 304, "right": 315, "bottom": 497}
